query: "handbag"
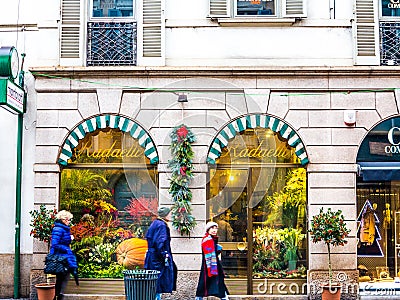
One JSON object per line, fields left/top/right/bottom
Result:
{"left": 44, "top": 253, "right": 69, "bottom": 275}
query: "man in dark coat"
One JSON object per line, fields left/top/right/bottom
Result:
{"left": 144, "top": 206, "right": 177, "bottom": 300}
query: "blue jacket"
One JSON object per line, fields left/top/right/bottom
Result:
{"left": 144, "top": 218, "right": 177, "bottom": 293}
{"left": 50, "top": 220, "right": 77, "bottom": 269}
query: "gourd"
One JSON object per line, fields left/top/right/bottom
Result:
{"left": 116, "top": 238, "right": 148, "bottom": 269}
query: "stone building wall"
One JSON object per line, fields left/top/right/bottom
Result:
{"left": 30, "top": 67, "right": 400, "bottom": 297}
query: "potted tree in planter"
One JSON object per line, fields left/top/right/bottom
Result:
{"left": 29, "top": 205, "right": 58, "bottom": 300}
{"left": 309, "top": 207, "right": 350, "bottom": 300}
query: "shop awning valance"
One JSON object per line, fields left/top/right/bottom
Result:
{"left": 357, "top": 162, "right": 400, "bottom": 181}
{"left": 58, "top": 115, "right": 159, "bottom": 166}
{"left": 207, "top": 114, "right": 309, "bottom": 165}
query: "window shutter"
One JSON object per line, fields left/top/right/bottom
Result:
{"left": 353, "top": 0, "right": 379, "bottom": 65}
{"left": 208, "top": 0, "right": 230, "bottom": 18}
{"left": 282, "top": 0, "right": 307, "bottom": 18}
{"left": 60, "top": 0, "right": 83, "bottom": 66}
{"left": 137, "top": 0, "right": 165, "bottom": 66}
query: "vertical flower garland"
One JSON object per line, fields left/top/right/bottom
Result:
{"left": 168, "top": 124, "right": 197, "bottom": 236}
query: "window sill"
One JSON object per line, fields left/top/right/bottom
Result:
{"left": 215, "top": 17, "right": 296, "bottom": 27}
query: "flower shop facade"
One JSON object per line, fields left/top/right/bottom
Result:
{"left": 30, "top": 67, "right": 400, "bottom": 299}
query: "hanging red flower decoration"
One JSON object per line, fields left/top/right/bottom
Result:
{"left": 176, "top": 126, "right": 189, "bottom": 140}
{"left": 168, "top": 124, "right": 196, "bottom": 236}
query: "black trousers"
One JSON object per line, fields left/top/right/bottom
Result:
{"left": 55, "top": 272, "right": 70, "bottom": 298}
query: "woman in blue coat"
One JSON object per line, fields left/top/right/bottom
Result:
{"left": 144, "top": 207, "right": 177, "bottom": 300}
{"left": 50, "top": 210, "right": 78, "bottom": 300}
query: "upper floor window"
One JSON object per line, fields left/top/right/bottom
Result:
{"left": 209, "top": 0, "right": 306, "bottom": 20}
{"left": 236, "top": 0, "right": 275, "bottom": 16}
{"left": 92, "top": 0, "right": 135, "bottom": 18}
{"left": 382, "top": 0, "right": 400, "bottom": 17}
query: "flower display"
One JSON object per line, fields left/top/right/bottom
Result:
{"left": 278, "top": 227, "right": 305, "bottom": 261}
{"left": 252, "top": 226, "right": 306, "bottom": 278}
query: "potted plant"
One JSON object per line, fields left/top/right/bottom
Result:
{"left": 279, "top": 227, "right": 305, "bottom": 271}
{"left": 29, "top": 204, "right": 58, "bottom": 247}
{"left": 309, "top": 207, "right": 350, "bottom": 300}
{"left": 29, "top": 205, "right": 58, "bottom": 300}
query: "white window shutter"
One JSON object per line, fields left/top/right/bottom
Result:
{"left": 208, "top": 0, "right": 230, "bottom": 18}
{"left": 137, "top": 0, "right": 165, "bottom": 66}
{"left": 282, "top": 0, "right": 307, "bottom": 18}
{"left": 60, "top": 0, "right": 84, "bottom": 66}
{"left": 353, "top": 0, "right": 379, "bottom": 65}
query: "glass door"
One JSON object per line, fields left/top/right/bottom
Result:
{"left": 208, "top": 168, "right": 250, "bottom": 294}
{"left": 208, "top": 166, "right": 307, "bottom": 295}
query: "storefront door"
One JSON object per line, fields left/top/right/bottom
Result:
{"left": 208, "top": 165, "right": 307, "bottom": 295}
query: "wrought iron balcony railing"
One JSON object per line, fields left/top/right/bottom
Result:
{"left": 87, "top": 22, "right": 137, "bottom": 66}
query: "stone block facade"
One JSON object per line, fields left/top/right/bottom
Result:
{"left": 28, "top": 67, "right": 400, "bottom": 298}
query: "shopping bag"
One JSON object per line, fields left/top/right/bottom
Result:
{"left": 44, "top": 253, "right": 69, "bottom": 275}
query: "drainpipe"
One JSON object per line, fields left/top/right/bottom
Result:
{"left": 14, "top": 53, "right": 26, "bottom": 299}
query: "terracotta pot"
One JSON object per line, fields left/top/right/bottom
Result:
{"left": 321, "top": 284, "right": 341, "bottom": 300}
{"left": 35, "top": 283, "right": 55, "bottom": 300}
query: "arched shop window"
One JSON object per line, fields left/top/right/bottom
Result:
{"left": 206, "top": 115, "right": 308, "bottom": 296}
{"left": 357, "top": 116, "right": 400, "bottom": 283}
{"left": 57, "top": 115, "right": 158, "bottom": 278}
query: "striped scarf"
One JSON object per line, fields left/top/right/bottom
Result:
{"left": 202, "top": 233, "right": 218, "bottom": 276}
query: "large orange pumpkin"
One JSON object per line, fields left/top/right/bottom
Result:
{"left": 116, "top": 238, "right": 148, "bottom": 269}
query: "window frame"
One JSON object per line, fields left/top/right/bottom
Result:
{"left": 89, "top": 0, "right": 137, "bottom": 21}
{"left": 234, "top": 0, "right": 278, "bottom": 18}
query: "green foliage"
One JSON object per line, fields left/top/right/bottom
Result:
{"left": 168, "top": 124, "right": 197, "bottom": 236}
{"left": 252, "top": 227, "right": 286, "bottom": 274}
{"left": 60, "top": 169, "right": 112, "bottom": 220}
{"left": 29, "top": 205, "right": 58, "bottom": 244}
{"left": 71, "top": 236, "right": 104, "bottom": 259}
{"left": 88, "top": 243, "right": 117, "bottom": 265}
{"left": 278, "top": 227, "right": 304, "bottom": 261}
{"left": 265, "top": 169, "right": 306, "bottom": 227}
{"left": 309, "top": 207, "right": 350, "bottom": 285}
{"left": 78, "top": 261, "right": 125, "bottom": 278}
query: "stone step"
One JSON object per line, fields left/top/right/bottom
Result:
{"left": 63, "top": 295, "right": 308, "bottom": 300}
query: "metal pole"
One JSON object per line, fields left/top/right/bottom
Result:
{"left": 13, "top": 112, "right": 23, "bottom": 299}
{"left": 14, "top": 53, "right": 25, "bottom": 299}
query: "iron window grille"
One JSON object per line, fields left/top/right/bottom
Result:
{"left": 87, "top": 22, "right": 137, "bottom": 66}
{"left": 380, "top": 22, "right": 400, "bottom": 66}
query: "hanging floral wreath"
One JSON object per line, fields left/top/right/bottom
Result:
{"left": 168, "top": 124, "right": 197, "bottom": 236}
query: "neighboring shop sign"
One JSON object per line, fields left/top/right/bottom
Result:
{"left": 357, "top": 116, "right": 400, "bottom": 181}
{"left": 0, "top": 78, "right": 24, "bottom": 114}
{"left": 387, "top": 0, "right": 400, "bottom": 9}
{"left": 369, "top": 126, "right": 400, "bottom": 156}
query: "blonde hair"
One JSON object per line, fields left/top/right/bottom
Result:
{"left": 56, "top": 210, "right": 73, "bottom": 221}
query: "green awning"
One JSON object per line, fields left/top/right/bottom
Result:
{"left": 207, "top": 114, "right": 309, "bottom": 165}
{"left": 58, "top": 115, "right": 159, "bottom": 166}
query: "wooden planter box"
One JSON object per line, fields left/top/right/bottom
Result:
{"left": 225, "top": 278, "right": 307, "bottom": 295}
{"left": 65, "top": 278, "right": 124, "bottom": 295}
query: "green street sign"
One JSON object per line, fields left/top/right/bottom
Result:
{"left": 0, "top": 78, "right": 25, "bottom": 114}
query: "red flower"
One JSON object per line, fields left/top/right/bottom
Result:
{"left": 176, "top": 126, "right": 188, "bottom": 140}
{"left": 180, "top": 166, "right": 187, "bottom": 176}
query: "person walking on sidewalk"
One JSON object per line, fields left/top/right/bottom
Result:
{"left": 195, "top": 221, "right": 229, "bottom": 300}
{"left": 144, "top": 207, "right": 177, "bottom": 300}
{"left": 50, "top": 210, "right": 78, "bottom": 300}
